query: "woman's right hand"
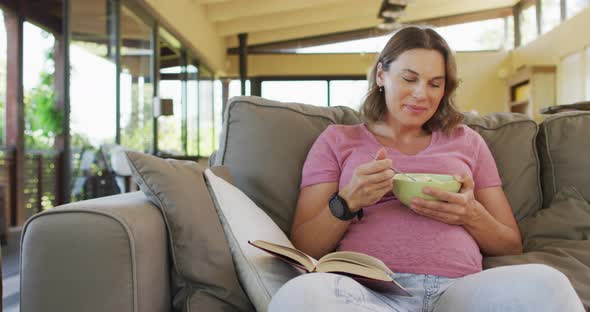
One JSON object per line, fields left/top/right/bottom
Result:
{"left": 338, "top": 147, "right": 395, "bottom": 211}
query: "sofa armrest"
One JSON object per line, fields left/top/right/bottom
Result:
{"left": 20, "top": 192, "right": 171, "bottom": 312}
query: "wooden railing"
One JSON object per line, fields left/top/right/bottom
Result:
{"left": 0, "top": 146, "right": 61, "bottom": 232}
{"left": 23, "top": 149, "right": 59, "bottom": 218}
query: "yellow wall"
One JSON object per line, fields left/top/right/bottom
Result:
{"left": 138, "top": 0, "right": 226, "bottom": 73}
{"left": 227, "top": 51, "right": 509, "bottom": 114}
{"left": 455, "top": 51, "right": 509, "bottom": 114}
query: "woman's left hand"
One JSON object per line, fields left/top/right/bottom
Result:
{"left": 409, "top": 174, "right": 488, "bottom": 226}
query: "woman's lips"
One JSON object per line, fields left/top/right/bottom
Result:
{"left": 403, "top": 104, "right": 428, "bottom": 113}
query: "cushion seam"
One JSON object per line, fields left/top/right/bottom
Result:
{"left": 542, "top": 124, "right": 558, "bottom": 201}
{"left": 465, "top": 119, "right": 537, "bottom": 131}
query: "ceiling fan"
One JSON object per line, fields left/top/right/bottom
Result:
{"left": 377, "top": 0, "right": 413, "bottom": 30}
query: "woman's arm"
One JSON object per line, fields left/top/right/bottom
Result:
{"left": 464, "top": 186, "right": 522, "bottom": 256}
{"left": 290, "top": 182, "right": 352, "bottom": 259}
{"left": 291, "top": 148, "right": 395, "bottom": 259}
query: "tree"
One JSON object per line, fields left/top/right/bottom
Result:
{"left": 24, "top": 47, "right": 63, "bottom": 150}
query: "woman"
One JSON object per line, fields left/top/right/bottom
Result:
{"left": 268, "top": 26, "right": 584, "bottom": 312}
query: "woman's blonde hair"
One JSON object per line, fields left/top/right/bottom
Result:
{"left": 361, "top": 26, "right": 463, "bottom": 134}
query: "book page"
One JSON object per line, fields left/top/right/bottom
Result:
{"left": 318, "top": 251, "right": 393, "bottom": 274}
{"left": 315, "top": 261, "right": 391, "bottom": 281}
{"left": 250, "top": 240, "right": 318, "bottom": 272}
{"left": 315, "top": 261, "right": 410, "bottom": 297}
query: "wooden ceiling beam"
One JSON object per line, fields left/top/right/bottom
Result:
{"left": 216, "top": 0, "right": 380, "bottom": 36}
{"left": 225, "top": 5, "right": 516, "bottom": 51}
{"left": 206, "top": 0, "right": 345, "bottom": 22}
{"left": 226, "top": 15, "right": 382, "bottom": 47}
{"left": 0, "top": 0, "right": 63, "bottom": 34}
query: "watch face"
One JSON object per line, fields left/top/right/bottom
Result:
{"left": 331, "top": 197, "right": 345, "bottom": 217}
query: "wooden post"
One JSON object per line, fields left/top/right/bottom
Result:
{"left": 54, "top": 0, "right": 71, "bottom": 205}
{"left": 221, "top": 79, "right": 229, "bottom": 122}
{"left": 4, "top": 10, "right": 25, "bottom": 225}
{"left": 238, "top": 33, "right": 248, "bottom": 96}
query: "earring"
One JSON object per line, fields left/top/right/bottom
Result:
{"left": 379, "top": 86, "right": 383, "bottom": 93}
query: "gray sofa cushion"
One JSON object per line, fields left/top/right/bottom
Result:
{"left": 484, "top": 186, "right": 590, "bottom": 309}
{"left": 463, "top": 112, "right": 542, "bottom": 221}
{"left": 212, "top": 96, "right": 361, "bottom": 234}
{"left": 125, "top": 152, "right": 253, "bottom": 312}
{"left": 537, "top": 111, "right": 590, "bottom": 208}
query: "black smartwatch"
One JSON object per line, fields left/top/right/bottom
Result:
{"left": 328, "top": 192, "right": 364, "bottom": 221}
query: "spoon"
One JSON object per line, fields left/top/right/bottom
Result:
{"left": 372, "top": 153, "right": 417, "bottom": 181}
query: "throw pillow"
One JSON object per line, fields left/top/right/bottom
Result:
{"left": 204, "top": 169, "right": 301, "bottom": 312}
{"left": 519, "top": 185, "right": 590, "bottom": 249}
{"left": 125, "top": 151, "right": 253, "bottom": 312}
{"left": 484, "top": 186, "right": 590, "bottom": 309}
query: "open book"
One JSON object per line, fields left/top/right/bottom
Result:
{"left": 249, "top": 240, "right": 411, "bottom": 296}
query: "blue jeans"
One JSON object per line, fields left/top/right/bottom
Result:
{"left": 268, "top": 264, "right": 585, "bottom": 312}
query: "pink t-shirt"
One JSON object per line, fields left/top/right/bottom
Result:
{"left": 300, "top": 123, "right": 502, "bottom": 278}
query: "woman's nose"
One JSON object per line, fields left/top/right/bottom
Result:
{"left": 412, "top": 83, "right": 427, "bottom": 99}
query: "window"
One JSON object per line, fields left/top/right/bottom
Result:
{"left": 119, "top": 5, "right": 154, "bottom": 153}
{"left": 505, "top": 15, "right": 515, "bottom": 50}
{"left": 586, "top": 47, "right": 590, "bottom": 101}
{"left": 329, "top": 80, "right": 368, "bottom": 111}
{"left": 23, "top": 22, "right": 57, "bottom": 150}
{"left": 436, "top": 18, "right": 506, "bottom": 51}
{"left": 559, "top": 51, "right": 584, "bottom": 104}
{"left": 296, "top": 18, "right": 508, "bottom": 53}
{"left": 213, "top": 80, "right": 223, "bottom": 151}
{"left": 567, "top": 0, "right": 589, "bottom": 17}
{"left": 187, "top": 63, "right": 199, "bottom": 156}
{"left": 158, "top": 79, "right": 183, "bottom": 155}
{"left": 69, "top": 0, "right": 117, "bottom": 201}
{"left": 158, "top": 29, "right": 183, "bottom": 156}
{"left": 228, "top": 79, "right": 251, "bottom": 99}
{"left": 199, "top": 67, "right": 214, "bottom": 156}
{"left": 70, "top": 0, "right": 117, "bottom": 149}
{"left": 541, "top": 0, "right": 561, "bottom": 34}
{"left": 262, "top": 81, "right": 328, "bottom": 106}
{"left": 520, "top": 4, "right": 538, "bottom": 45}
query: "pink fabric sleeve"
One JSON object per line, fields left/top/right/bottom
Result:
{"left": 300, "top": 127, "right": 341, "bottom": 188}
{"left": 472, "top": 133, "right": 502, "bottom": 191}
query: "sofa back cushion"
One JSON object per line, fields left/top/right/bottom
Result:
{"left": 537, "top": 111, "right": 590, "bottom": 208}
{"left": 212, "top": 96, "right": 361, "bottom": 234}
{"left": 463, "top": 112, "right": 542, "bottom": 221}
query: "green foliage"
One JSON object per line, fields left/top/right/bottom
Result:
{"left": 24, "top": 49, "right": 64, "bottom": 150}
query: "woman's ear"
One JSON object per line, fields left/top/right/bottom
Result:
{"left": 376, "top": 62, "right": 385, "bottom": 87}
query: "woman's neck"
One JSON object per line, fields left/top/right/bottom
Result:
{"left": 369, "top": 120, "right": 429, "bottom": 144}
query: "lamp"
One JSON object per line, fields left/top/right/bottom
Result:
{"left": 153, "top": 97, "right": 174, "bottom": 117}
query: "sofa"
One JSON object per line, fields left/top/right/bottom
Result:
{"left": 20, "top": 96, "right": 590, "bottom": 311}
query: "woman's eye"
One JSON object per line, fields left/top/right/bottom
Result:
{"left": 431, "top": 83, "right": 441, "bottom": 88}
{"left": 402, "top": 77, "right": 416, "bottom": 83}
